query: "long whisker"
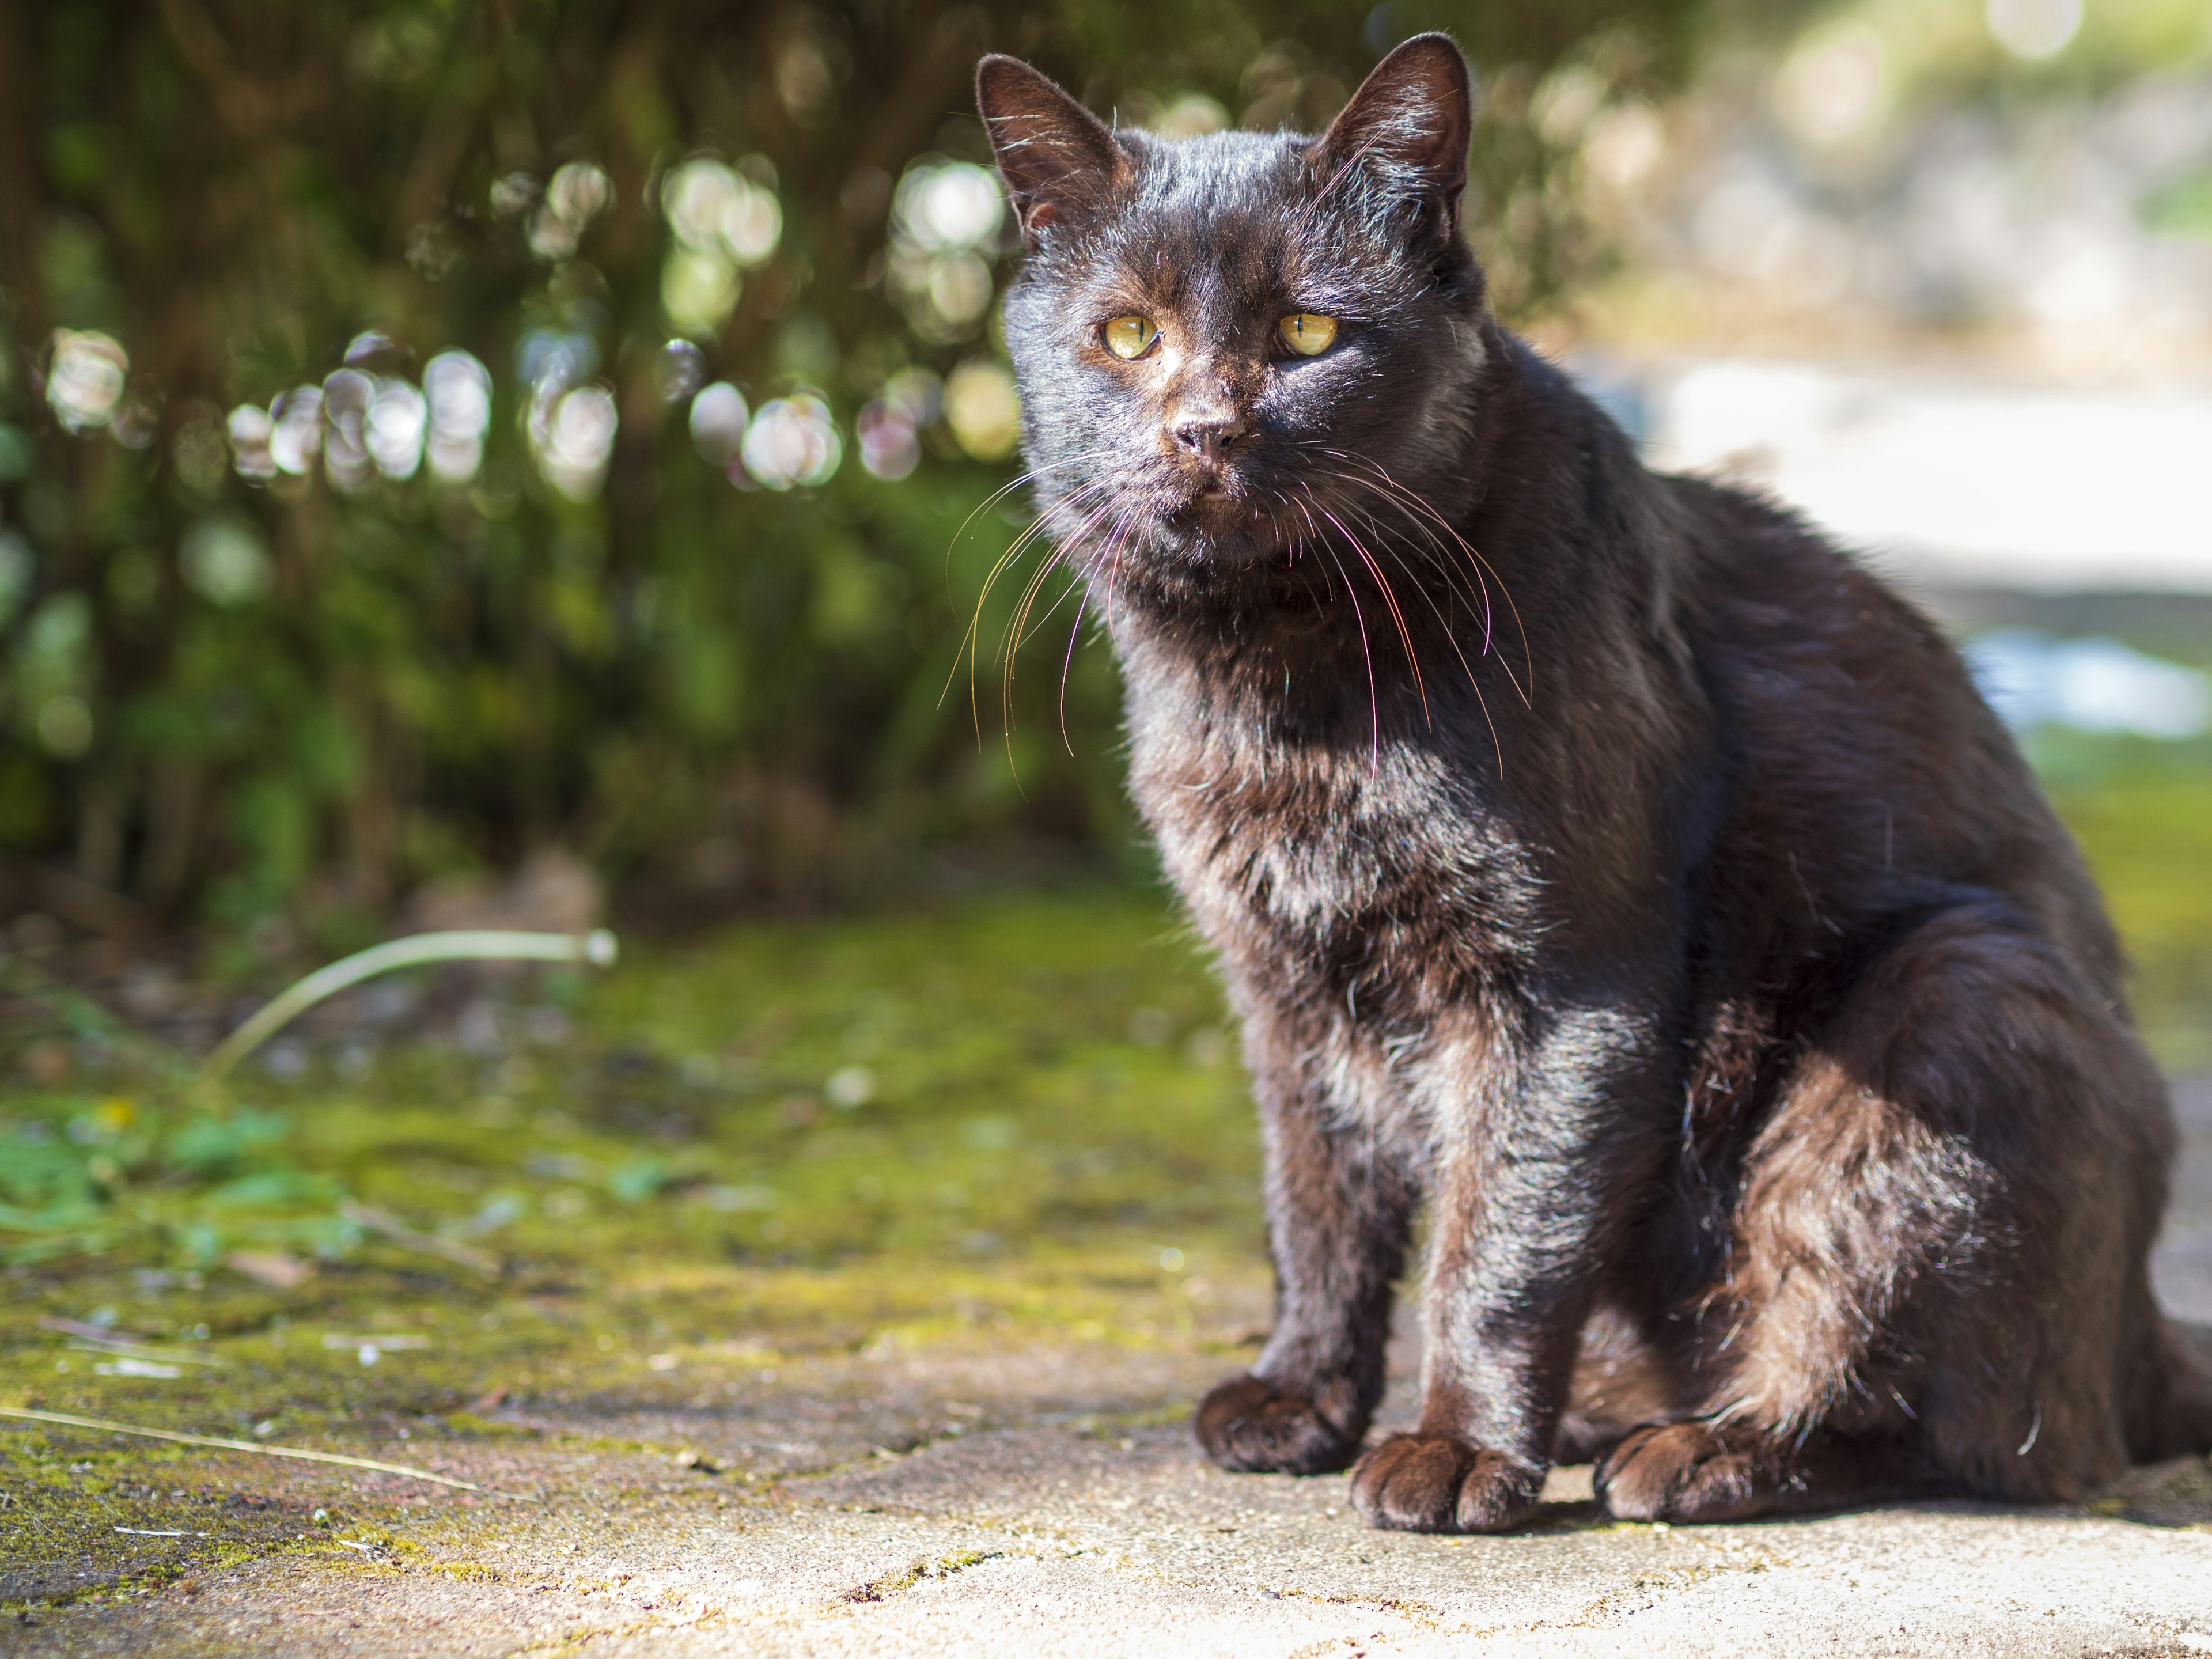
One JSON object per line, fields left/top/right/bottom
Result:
{"left": 941, "top": 480, "right": 1112, "bottom": 744}
{"left": 1297, "top": 488, "right": 1381, "bottom": 774}
{"left": 1326, "top": 450, "right": 1534, "bottom": 708}
{"left": 1336, "top": 493, "right": 1505, "bottom": 775}
{"left": 1001, "top": 488, "right": 1123, "bottom": 752}
{"left": 1320, "top": 465, "right": 1495, "bottom": 650}
{"left": 1294, "top": 458, "right": 1510, "bottom": 775}
{"left": 1305, "top": 446, "right": 1493, "bottom": 652}
{"left": 1311, "top": 497, "right": 1429, "bottom": 730}
{"left": 952, "top": 499, "right": 1070, "bottom": 744}
{"left": 940, "top": 450, "right": 1108, "bottom": 603}
{"left": 1014, "top": 499, "right": 1127, "bottom": 655}
{"left": 1056, "top": 582, "right": 1092, "bottom": 758}
{"left": 1289, "top": 494, "right": 1336, "bottom": 605}
{"left": 953, "top": 479, "right": 1107, "bottom": 681}
{"left": 1054, "top": 509, "right": 1137, "bottom": 756}
{"left": 998, "top": 500, "right": 1097, "bottom": 678}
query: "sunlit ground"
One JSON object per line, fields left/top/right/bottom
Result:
{"left": 2, "top": 757, "right": 2209, "bottom": 1607}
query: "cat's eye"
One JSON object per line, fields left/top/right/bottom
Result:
{"left": 1102, "top": 315, "right": 1160, "bottom": 360}
{"left": 1278, "top": 313, "right": 1339, "bottom": 357}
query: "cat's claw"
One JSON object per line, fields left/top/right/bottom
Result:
{"left": 1349, "top": 1433, "right": 1544, "bottom": 1533}
{"left": 1192, "top": 1374, "right": 1363, "bottom": 1474}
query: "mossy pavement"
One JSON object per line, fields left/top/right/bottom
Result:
{"left": 5, "top": 859, "right": 2211, "bottom": 1654}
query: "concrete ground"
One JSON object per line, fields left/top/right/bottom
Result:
{"left": 9, "top": 1078, "right": 2212, "bottom": 1658}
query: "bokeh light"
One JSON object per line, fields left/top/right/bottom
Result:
{"left": 663, "top": 249, "right": 740, "bottom": 336}
{"left": 226, "top": 403, "right": 276, "bottom": 482}
{"left": 172, "top": 408, "right": 230, "bottom": 496}
{"left": 36, "top": 694, "right": 93, "bottom": 758}
{"left": 688, "top": 382, "right": 751, "bottom": 477}
{"left": 892, "top": 160, "right": 1003, "bottom": 252}
{"left": 321, "top": 370, "right": 376, "bottom": 494}
{"left": 368, "top": 379, "right": 428, "bottom": 480}
{"left": 660, "top": 157, "right": 784, "bottom": 335}
{"left": 857, "top": 367, "right": 942, "bottom": 482}
{"left": 888, "top": 159, "right": 1005, "bottom": 342}
{"left": 656, "top": 339, "right": 707, "bottom": 403}
{"left": 944, "top": 359, "right": 1022, "bottom": 461}
{"left": 270, "top": 387, "right": 324, "bottom": 476}
{"left": 1148, "top": 93, "right": 1230, "bottom": 138}
{"left": 1986, "top": 0, "right": 2083, "bottom": 62}
{"left": 180, "top": 517, "right": 272, "bottom": 608}
{"left": 531, "top": 160, "right": 613, "bottom": 260}
{"left": 1773, "top": 26, "right": 1887, "bottom": 146}
{"left": 741, "top": 395, "right": 842, "bottom": 490}
{"left": 423, "top": 351, "right": 493, "bottom": 483}
{"left": 530, "top": 384, "right": 620, "bottom": 502}
{"left": 46, "top": 329, "right": 127, "bottom": 433}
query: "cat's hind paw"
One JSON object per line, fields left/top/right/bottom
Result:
{"left": 1192, "top": 1374, "right": 1362, "bottom": 1474}
{"left": 1594, "top": 1422, "right": 1767, "bottom": 1523}
{"left": 1349, "top": 1433, "right": 1543, "bottom": 1533}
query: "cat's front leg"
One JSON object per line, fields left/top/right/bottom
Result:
{"left": 1195, "top": 1027, "right": 1416, "bottom": 1475}
{"left": 1351, "top": 1006, "right": 1668, "bottom": 1532}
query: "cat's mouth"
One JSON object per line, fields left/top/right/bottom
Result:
{"left": 1167, "top": 486, "right": 1267, "bottom": 537}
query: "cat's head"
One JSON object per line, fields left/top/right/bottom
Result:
{"left": 976, "top": 36, "right": 1490, "bottom": 605}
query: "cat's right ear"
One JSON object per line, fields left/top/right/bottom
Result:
{"left": 1317, "top": 34, "right": 1474, "bottom": 237}
{"left": 976, "top": 56, "right": 1129, "bottom": 247}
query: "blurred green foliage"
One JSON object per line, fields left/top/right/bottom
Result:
{"left": 2042, "top": 742, "right": 2212, "bottom": 1073}
{"left": 0, "top": 890, "right": 1256, "bottom": 1271}
{"left": 0, "top": 0, "right": 1720, "bottom": 949}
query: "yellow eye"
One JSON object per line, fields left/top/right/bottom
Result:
{"left": 1103, "top": 315, "right": 1158, "bottom": 360}
{"left": 1278, "top": 313, "right": 1338, "bottom": 356}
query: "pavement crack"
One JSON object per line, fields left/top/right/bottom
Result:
{"left": 842, "top": 1546, "right": 1009, "bottom": 1604}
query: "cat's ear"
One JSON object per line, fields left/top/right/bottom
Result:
{"left": 1317, "top": 33, "right": 1473, "bottom": 233}
{"left": 976, "top": 56, "right": 1130, "bottom": 247}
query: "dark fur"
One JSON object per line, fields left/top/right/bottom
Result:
{"left": 976, "top": 37, "right": 2212, "bottom": 1532}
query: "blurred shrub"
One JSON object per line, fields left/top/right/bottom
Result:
{"left": 0, "top": 0, "right": 1713, "bottom": 948}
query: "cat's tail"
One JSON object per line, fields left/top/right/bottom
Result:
{"left": 2127, "top": 1317, "right": 2212, "bottom": 1461}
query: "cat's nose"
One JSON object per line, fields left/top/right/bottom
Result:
{"left": 1170, "top": 408, "right": 1251, "bottom": 464}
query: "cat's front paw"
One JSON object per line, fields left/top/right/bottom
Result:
{"left": 1193, "top": 1374, "right": 1362, "bottom": 1474}
{"left": 1349, "top": 1433, "right": 1544, "bottom": 1533}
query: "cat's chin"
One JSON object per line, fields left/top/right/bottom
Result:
{"left": 1155, "top": 501, "right": 1296, "bottom": 569}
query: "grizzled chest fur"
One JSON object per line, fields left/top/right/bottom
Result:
{"left": 1119, "top": 635, "right": 1541, "bottom": 1043}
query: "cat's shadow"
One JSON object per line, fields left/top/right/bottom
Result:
{"left": 1501, "top": 1455, "right": 2212, "bottom": 1535}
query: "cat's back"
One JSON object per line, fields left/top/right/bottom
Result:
{"left": 1657, "top": 470, "right": 2125, "bottom": 993}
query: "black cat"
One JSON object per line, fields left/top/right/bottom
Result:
{"left": 975, "top": 35, "right": 2212, "bottom": 1531}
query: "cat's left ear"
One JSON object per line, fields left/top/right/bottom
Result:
{"left": 1317, "top": 33, "right": 1474, "bottom": 235}
{"left": 976, "top": 56, "right": 1131, "bottom": 248}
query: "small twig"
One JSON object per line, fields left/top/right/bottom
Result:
{"left": 340, "top": 1203, "right": 500, "bottom": 1279}
{"left": 43, "top": 1318, "right": 229, "bottom": 1371}
{"left": 115, "top": 1527, "right": 211, "bottom": 1538}
{"left": 199, "top": 927, "right": 619, "bottom": 1082}
{"left": 39, "top": 1316, "right": 151, "bottom": 1344}
{"left": 0, "top": 1406, "right": 532, "bottom": 1498}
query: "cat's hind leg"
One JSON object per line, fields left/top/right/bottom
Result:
{"left": 1551, "top": 1304, "right": 1691, "bottom": 1465}
{"left": 1598, "top": 900, "right": 2173, "bottom": 1524}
